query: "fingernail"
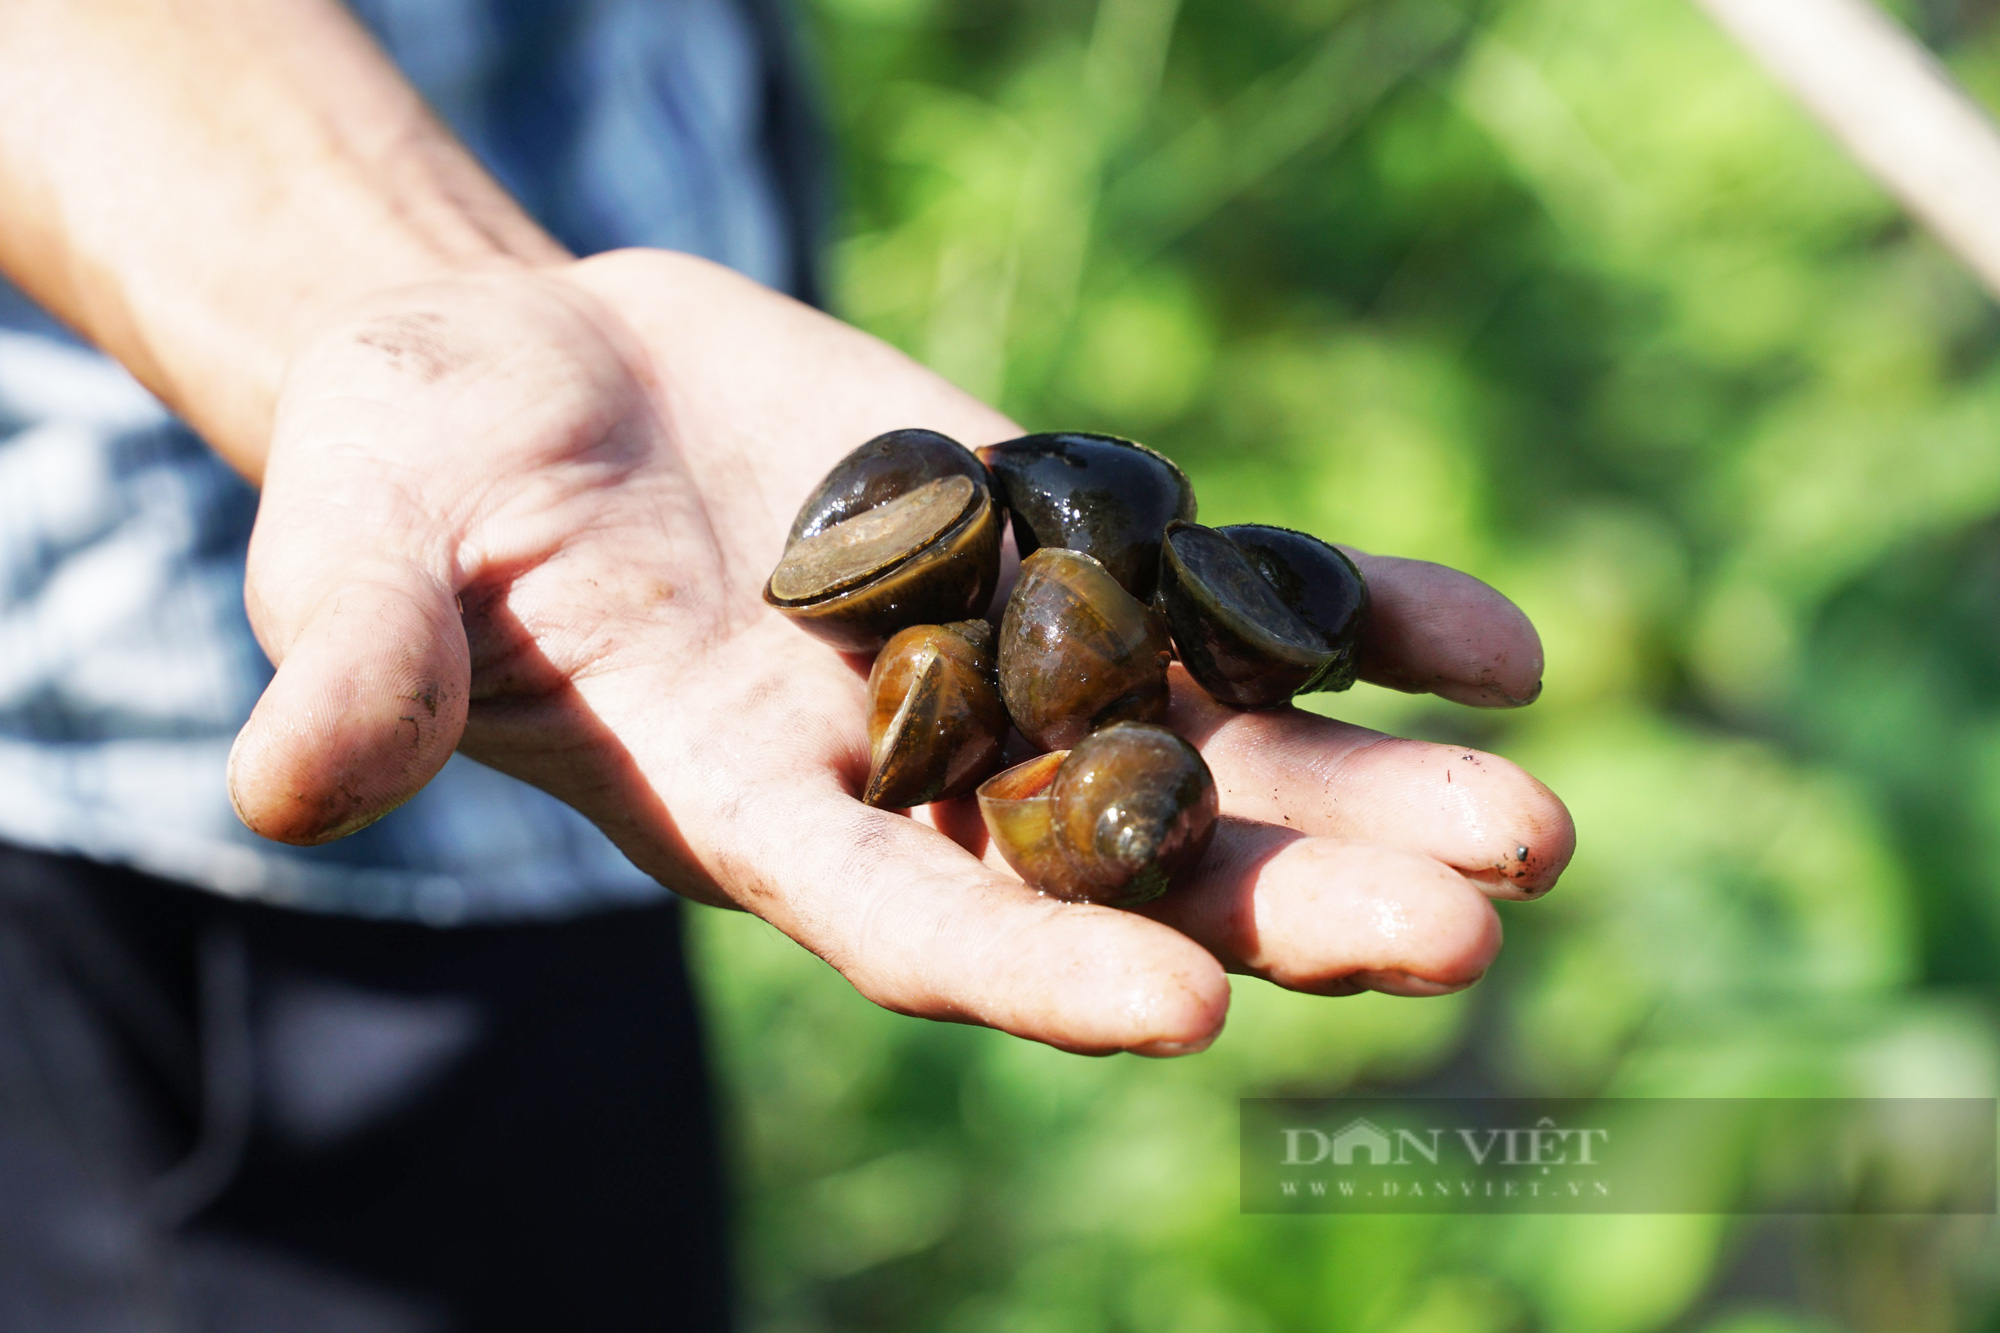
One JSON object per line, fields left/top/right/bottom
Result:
{"left": 1130, "top": 1031, "right": 1221, "bottom": 1058}
{"left": 1354, "top": 968, "right": 1486, "bottom": 998}
{"left": 224, "top": 736, "right": 251, "bottom": 829}
{"left": 1504, "top": 679, "right": 1544, "bottom": 707}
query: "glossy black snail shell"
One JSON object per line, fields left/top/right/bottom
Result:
{"left": 864, "top": 621, "right": 1008, "bottom": 810}
{"left": 977, "top": 722, "right": 1218, "bottom": 906}
{"left": 764, "top": 429, "right": 1004, "bottom": 653}
{"left": 978, "top": 433, "right": 1196, "bottom": 601}
{"left": 1155, "top": 521, "right": 1369, "bottom": 709}
{"left": 998, "top": 547, "right": 1174, "bottom": 753}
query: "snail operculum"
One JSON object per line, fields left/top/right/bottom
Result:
{"left": 1155, "top": 520, "right": 1368, "bottom": 709}
{"left": 977, "top": 722, "right": 1218, "bottom": 906}
{"left": 764, "top": 430, "right": 1004, "bottom": 653}
{"left": 864, "top": 620, "right": 1008, "bottom": 809}
{"left": 997, "top": 547, "right": 1174, "bottom": 752}
{"left": 977, "top": 432, "right": 1196, "bottom": 601}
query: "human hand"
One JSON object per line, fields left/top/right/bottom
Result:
{"left": 230, "top": 249, "right": 1574, "bottom": 1055}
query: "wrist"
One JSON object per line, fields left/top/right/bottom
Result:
{"left": 122, "top": 167, "right": 571, "bottom": 479}
{"left": 182, "top": 240, "right": 569, "bottom": 480}
{"left": 0, "top": 0, "right": 571, "bottom": 478}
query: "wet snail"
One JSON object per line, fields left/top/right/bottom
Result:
{"left": 997, "top": 547, "right": 1174, "bottom": 752}
{"left": 863, "top": 620, "right": 1009, "bottom": 810}
{"left": 977, "top": 722, "right": 1218, "bottom": 906}
{"left": 767, "top": 425, "right": 1374, "bottom": 904}
{"left": 1155, "top": 521, "right": 1369, "bottom": 709}
{"left": 977, "top": 432, "right": 1195, "bottom": 600}
{"left": 763, "top": 429, "right": 1004, "bottom": 654}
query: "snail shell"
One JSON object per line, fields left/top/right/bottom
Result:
{"left": 864, "top": 620, "right": 1008, "bottom": 809}
{"left": 977, "top": 722, "right": 1218, "bottom": 906}
{"left": 997, "top": 547, "right": 1174, "bottom": 752}
{"left": 1155, "top": 521, "right": 1368, "bottom": 708}
{"left": 765, "top": 430, "right": 1004, "bottom": 653}
{"left": 978, "top": 432, "right": 1195, "bottom": 601}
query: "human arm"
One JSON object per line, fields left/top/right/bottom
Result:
{"left": 0, "top": 0, "right": 563, "bottom": 472}
{"left": 0, "top": 0, "right": 1574, "bottom": 1054}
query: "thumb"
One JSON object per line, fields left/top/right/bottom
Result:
{"left": 228, "top": 549, "right": 470, "bottom": 847}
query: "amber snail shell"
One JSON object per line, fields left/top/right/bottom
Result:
{"left": 977, "top": 722, "right": 1218, "bottom": 906}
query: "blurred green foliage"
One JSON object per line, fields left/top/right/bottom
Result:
{"left": 692, "top": 0, "right": 2000, "bottom": 1327}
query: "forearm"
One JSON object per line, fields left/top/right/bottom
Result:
{"left": 0, "top": 0, "right": 566, "bottom": 475}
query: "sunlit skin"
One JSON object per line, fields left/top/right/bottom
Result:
{"left": 0, "top": 0, "right": 1575, "bottom": 1055}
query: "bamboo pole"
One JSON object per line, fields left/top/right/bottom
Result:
{"left": 1696, "top": 0, "right": 2000, "bottom": 301}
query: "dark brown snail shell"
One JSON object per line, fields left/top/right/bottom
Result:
{"left": 977, "top": 722, "right": 1218, "bottom": 905}
{"left": 977, "top": 433, "right": 1196, "bottom": 601}
{"left": 765, "top": 430, "right": 1004, "bottom": 653}
{"left": 788, "top": 428, "right": 993, "bottom": 543}
{"left": 997, "top": 547, "right": 1174, "bottom": 752}
{"left": 864, "top": 621, "right": 1008, "bottom": 809}
{"left": 1155, "top": 521, "right": 1368, "bottom": 709}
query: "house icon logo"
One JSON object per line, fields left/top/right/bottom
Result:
{"left": 1329, "top": 1117, "right": 1396, "bottom": 1165}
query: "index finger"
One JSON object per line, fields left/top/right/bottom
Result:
{"left": 1347, "top": 550, "right": 1543, "bottom": 708}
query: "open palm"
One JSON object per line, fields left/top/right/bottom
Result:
{"left": 230, "top": 249, "right": 1573, "bottom": 1056}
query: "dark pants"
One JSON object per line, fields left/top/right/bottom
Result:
{"left": 0, "top": 842, "right": 732, "bottom": 1332}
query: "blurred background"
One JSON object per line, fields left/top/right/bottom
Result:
{"left": 693, "top": 0, "right": 2000, "bottom": 1327}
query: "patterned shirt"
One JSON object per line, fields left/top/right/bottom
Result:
{"left": 0, "top": 0, "right": 821, "bottom": 922}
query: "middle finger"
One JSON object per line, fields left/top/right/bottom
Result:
{"left": 1168, "top": 673, "right": 1575, "bottom": 899}
{"left": 1137, "top": 820, "right": 1504, "bottom": 996}
{"left": 955, "top": 811, "right": 1504, "bottom": 997}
